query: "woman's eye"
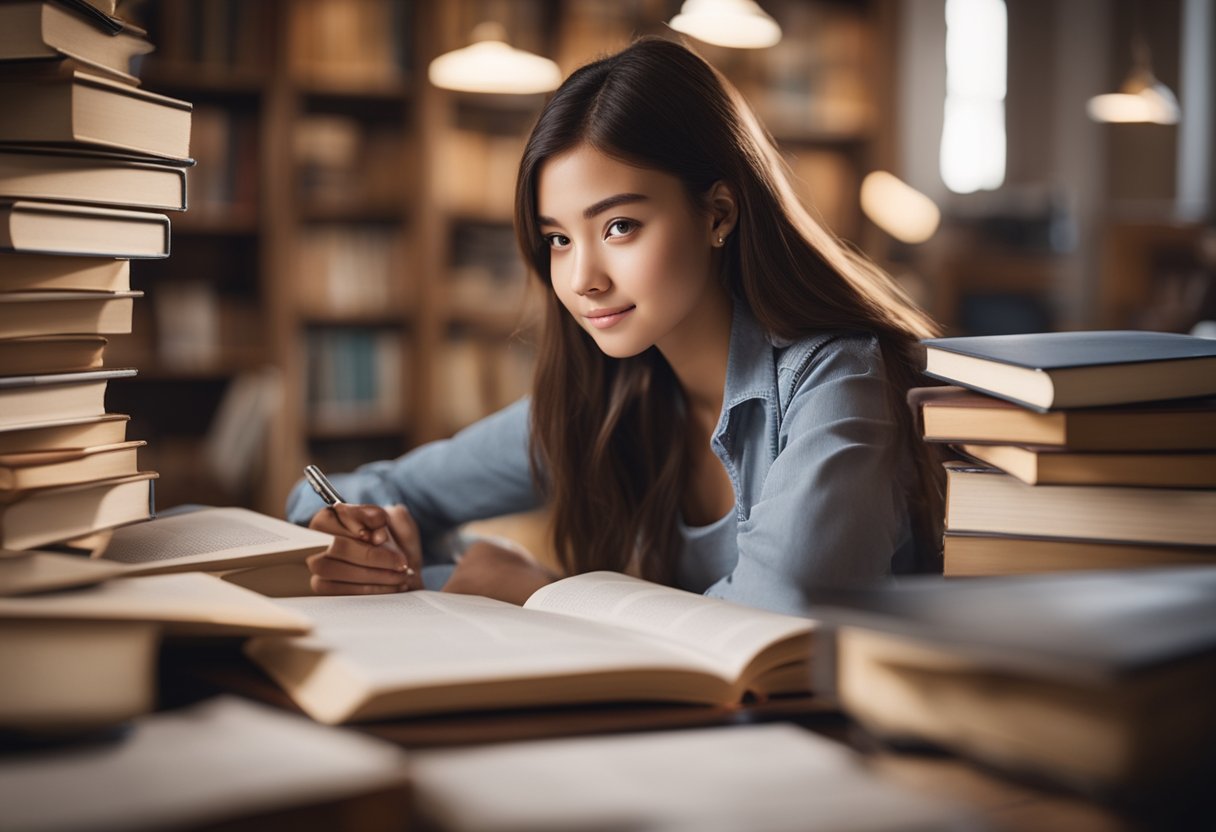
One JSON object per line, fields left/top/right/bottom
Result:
{"left": 545, "top": 234, "right": 570, "bottom": 250}
{"left": 606, "top": 219, "right": 636, "bottom": 238}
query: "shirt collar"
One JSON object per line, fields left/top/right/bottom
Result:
{"left": 721, "top": 301, "right": 778, "bottom": 412}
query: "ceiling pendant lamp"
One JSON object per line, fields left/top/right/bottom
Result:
{"left": 669, "top": 0, "right": 782, "bottom": 50}
{"left": 860, "top": 172, "right": 941, "bottom": 245}
{"left": 428, "top": 22, "right": 561, "bottom": 95}
{"left": 1087, "top": 35, "right": 1180, "bottom": 125}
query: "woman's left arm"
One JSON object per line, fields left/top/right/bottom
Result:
{"left": 284, "top": 398, "right": 542, "bottom": 560}
{"left": 705, "top": 337, "right": 911, "bottom": 616}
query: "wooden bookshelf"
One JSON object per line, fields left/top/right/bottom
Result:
{"left": 111, "top": 0, "right": 893, "bottom": 516}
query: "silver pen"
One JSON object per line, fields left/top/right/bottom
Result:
{"left": 304, "top": 465, "right": 416, "bottom": 577}
{"left": 304, "top": 464, "right": 343, "bottom": 507}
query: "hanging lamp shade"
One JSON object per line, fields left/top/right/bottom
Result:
{"left": 1087, "top": 37, "right": 1180, "bottom": 125}
{"left": 428, "top": 22, "right": 561, "bottom": 95}
{"left": 860, "top": 172, "right": 941, "bottom": 245}
{"left": 669, "top": 0, "right": 782, "bottom": 49}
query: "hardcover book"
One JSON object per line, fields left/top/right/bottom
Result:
{"left": 943, "top": 532, "right": 1215, "bottom": 576}
{"left": 0, "top": 575, "right": 312, "bottom": 730}
{"left": 0, "top": 290, "right": 142, "bottom": 338}
{"left": 0, "top": 413, "right": 129, "bottom": 454}
{"left": 944, "top": 462, "right": 1216, "bottom": 547}
{"left": 0, "top": 201, "right": 169, "bottom": 257}
{"left": 0, "top": 147, "right": 188, "bottom": 211}
{"left": 0, "top": 470, "right": 155, "bottom": 549}
{"left": 247, "top": 571, "right": 817, "bottom": 724}
{"left": 807, "top": 569, "right": 1216, "bottom": 796}
{"left": 0, "top": 439, "right": 142, "bottom": 490}
{"left": 0, "top": 368, "right": 136, "bottom": 430}
{"left": 0, "top": 67, "right": 191, "bottom": 160}
{"left": 0, "top": 253, "right": 130, "bottom": 292}
{"left": 0, "top": 335, "right": 106, "bottom": 375}
{"left": 956, "top": 443, "right": 1216, "bottom": 488}
{"left": 922, "top": 331, "right": 1216, "bottom": 411}
{"left": 0, "top": 0, "right": 153, "bottom": 84}
{"left": 911, "top": 386, "right": 1216, "bottom": 450}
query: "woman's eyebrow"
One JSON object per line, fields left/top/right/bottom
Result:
{"left": 538, "top": 193, "right": 649, "bottom": 226}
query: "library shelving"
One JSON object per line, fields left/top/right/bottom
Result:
{"left": 109, "top": 0, "right": 894, "bottom": 516}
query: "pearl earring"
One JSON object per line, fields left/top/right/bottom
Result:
{"left": 716, "top": 235, "right": 725, "bottom": 246}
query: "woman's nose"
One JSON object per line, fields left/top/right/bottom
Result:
{"left": 569, "top": 248, "right": 610, "bottom": 296}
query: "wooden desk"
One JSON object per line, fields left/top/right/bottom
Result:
{"left": 156, "top": 640, "right": 1215, "bottom": 831}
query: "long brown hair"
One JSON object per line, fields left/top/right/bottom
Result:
{"left": 514, "top": 37, "right": 943, "bottom": 584}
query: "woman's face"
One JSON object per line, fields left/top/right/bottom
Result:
{"left": 537, "top": 144, "right": 726, "bottom": 359}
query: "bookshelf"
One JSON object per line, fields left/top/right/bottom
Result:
{"left": 109, "top": 0, "right": 894, "bottom": 516}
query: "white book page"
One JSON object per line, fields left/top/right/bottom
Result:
{"left": 0, "top": 550, "right": 125, "bottom": 596}
{"left": 100, "top": 507, "right": 332, "bottom": 573}
{"left": 0, "top": 572, "right": 311, "bottom": 636}
{"left": 0, "top": 697, "right": 410, "bottom": 832}
{"left": 525, "top": 572, "right": 815, "bottom": 678}
{"left": 264, "top": 590, "right": 723, "bottom": 690}
{"left": 412, "top": 723, "right": 973, "bottom": 832}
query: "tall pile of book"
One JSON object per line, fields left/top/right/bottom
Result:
{"left": 0, "top": 0, "right": 193, "bottom": 551}
{"left": 808, "top": 568, "right": 1216, "bottom": 802}
{"left": 912, "top": 329, "right": 1216, "bottom": 575}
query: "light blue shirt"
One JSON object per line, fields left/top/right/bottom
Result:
{"left": 286, "top": 303, "right": 918, "bottom": 616}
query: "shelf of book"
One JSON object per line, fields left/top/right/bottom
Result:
{"left": 171, "top": 215, "right": 260, "bottom": 236}
{"left": 141, "top": 66, "right": 268, "bottom": 98}
{"left": 101, "top": 0, "right": 893, "bottom": 516}
{"left": 296, "top": 78, "right": 414, "bottom": 101}
{"left": 299, "top": 204, "right": 410, "bottom": 224}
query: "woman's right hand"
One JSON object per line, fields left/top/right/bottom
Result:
{"left": 306, "top": 503, "right": 423, "bottom": 595}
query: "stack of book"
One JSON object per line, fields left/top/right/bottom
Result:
{"left": 0, "top": 506, "right": 330, "bottom": 732}
{"left": 807, "top": 568, "right": 1216, "bottom": 802}
{"left": 914, "top": 330, "right": 1216, "bottom": 575}
{"left": 0, "top": 0, "right": 193, "bottom": 551}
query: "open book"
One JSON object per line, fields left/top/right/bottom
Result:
{"left": 1, "top": 573, "right": 312, "bottom": 731}
{"left": 0, "top": 509, "right": 331, "bottom": 596}
{"left": 96, "top": 507, "right": 333, "bottom": 575}
{"left": 246, "top": 571, "right": 817, "bottom": 724}
{"left": 411, "top": 723, "right": 972, "bottom": 832}
{"left": 0, "top": 697, "right": 411, "bottom": 832}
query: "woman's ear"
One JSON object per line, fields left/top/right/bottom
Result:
{"left": 706, "top": 181, "right": 738, "bottom": 247}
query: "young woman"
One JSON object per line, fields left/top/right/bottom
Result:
{"left": 287, "top": 37, "right": 943, "bottom": 616}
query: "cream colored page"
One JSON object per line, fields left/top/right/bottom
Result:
{"left": 0, "top": 551, "right": 125, "bottom": 596}
{"left": 525, "top": 572, "right": 814, "bottom": 677}
{"left": 0, "top": 572, "right": 311, "bottom": 634}
{"left": 412, "top": 722, "right": 972, "bottom": 832}
{"left": 266, "top": 591, "right": 721, "bottom": 689}
{"left": 100, "top": 507, "right": 332, "bottom": 572}
{"left": 0, "top": 697, "right": 410, "bottom": 832}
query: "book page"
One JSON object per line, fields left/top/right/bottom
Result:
{"left": 525, "top": 572, "right": 815, "bottom": 679}
{"left": 100, "top": 507, "right": 332, "bottom": 574}
{"left": 0, "top": 697, "right": 410, "bottom": 832}
{"left": 262, "top": 591, "right": 723, "bottom": 692}
{"left": 0, "top": 550, "right": 126, "bottom": 596}
{"left": 0, "top": 572, "right": 312, "bottom": 636}
{"left": 411, "top": 722, "right": 972, "bottom": 832}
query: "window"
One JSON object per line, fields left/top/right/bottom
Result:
{"left": 941, "top": 0, "right": 1007, "bottom": 193}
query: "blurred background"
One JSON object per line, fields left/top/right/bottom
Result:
{"left": 106, "top": 0, "right": 1215, "bottom": 519}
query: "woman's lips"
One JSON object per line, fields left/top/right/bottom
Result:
{"left": 584, "top": 305, "right": 636, "bottom": 330}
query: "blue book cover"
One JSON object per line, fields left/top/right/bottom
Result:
{"left": 922, "top": 330, "right": 1216, "bottom": 411}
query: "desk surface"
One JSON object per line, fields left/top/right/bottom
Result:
{"left": 151, "top": 640, "right": 1216, "bottom": 832}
